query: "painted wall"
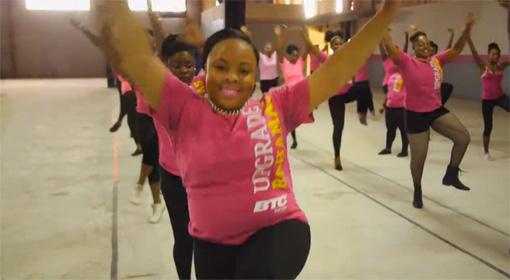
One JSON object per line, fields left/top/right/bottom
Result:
{"left": 1, "top": 0, "right": 201, "bottom": 79}
{"left": 359, "top": 0, "right": 509, "bottom": 100}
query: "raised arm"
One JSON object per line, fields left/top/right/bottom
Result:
{"left": 446, "top": 28, "right": 455, "bottom": 49}
{"left": 403, "top": 31, "right": 409, "bottom": 53}
{"left": 382, "top": 29, "right": 400, "bottom": 63}
{"left": 147, "top": 0, "right": 165, "bottom": 56}
{"left": 308, "top": 0, "right": 400, "bottom": 111}
{"left": 92, "top": 0, "right": 167, "bottom": 109}
{"left": 301, "top": 26, "right": 323, "bottom": 61}
{"left": 71, "top": 18, "right": 102, "bottom": 48}
{"left": 274, "top": 25, "right": 286, "bottom": 63}
{"left": 379, "top": 42, "right": 388, "bottom": 60}
{"left": 444, "top": 13, "right": 475, "bottom": 60}
{"left": 466, "top": 36, "right": 485, "bottom": 73}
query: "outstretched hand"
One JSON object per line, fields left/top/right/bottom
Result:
{"left": 240, "top": 25, "right": 253, "bottom": 39}
{"left": 179, "top": 17, "right": 204, "bottom": 47}
{"left": 381, "top": 0, "right": 401, "bottom": 12}
{"left": 465, "top": 12, "right": 475, "bottom": 29}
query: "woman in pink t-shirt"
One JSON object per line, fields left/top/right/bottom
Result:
{"left": 383, "top": 14, "right": 474, "bottom": 209}
{"left": 92, "top": 0, "right": 400, "bottom": 277}
{"left": 467, "top": 39, "right": 510, "bottom": 160}
{"left": 274, "top": 25, "right": 312, "bottom": 149}
{"left": 378, "top": 43, "right": 408, "bottom": 158}
{"left": 259, "top": 42, "right": 279, "bottom": 93}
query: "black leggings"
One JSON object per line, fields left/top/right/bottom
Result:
{"left": 123, "top": 91, "right": 138, "bottom": 142}
{"left": 482, "top": 95, "right": 510, "bottom": 137}
{"left": 260, "top": 78, "right": 279, "bottom": 93}
{"left": 354, "top": 81, "right": 374, "bottom": 114}
{"left": 328, "top": 88, "right": 357, "bottom": 156}
{"left": 441, "top": 82, "right": 453, "bottom": 105}
{"left": 384, "top": 107, "right": 408, "bottom": 151}
{"left": 137, "top": 113, "right": 160, "bottom": 182}
{"left": 160, "top": 169, "right": 193, "bottom": 280}
{"left": 194, "top": 219, "right": 310, "bottom": 279}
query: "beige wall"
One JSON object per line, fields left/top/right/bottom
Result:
{"left": 1, "top": 0, "right": 201, "bottom": 79}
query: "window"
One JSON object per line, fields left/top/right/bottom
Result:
{"left": 25, "top": 0, "right": 186, "bottom": 12}
{"left": 303, "top": 0, "right": 317, "bottom": 19}
{"left": 25, "top": 0, "right": 90, "bottom": 11}
{"left": 128, "top": 0, "right": 186, "bottom": 13}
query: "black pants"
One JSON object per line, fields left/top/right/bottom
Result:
{"left": 160, "top": 169, "right": 193, "bottom": 280}
{"left": 137, "top": 113, "right": 160, "bottom": 182}
{"left": 328, "top": 88, "right": 357, "bottom": 156}
{"left": 194, "top": 219, "right": 310, "bottom": 279}
{"left": 482, "top": 95, "right": 510, "bottom": 137}
{"left": 441, "top": 82, "right": 453, "bottom": 105}
{"left": 384, "top": 107, "right": 408, "bottom": 151}
{"left": 260, "top": 78, "right": 279, "bottom": 93}
{"left": 123, "top": 91, "right": 138, "bottom": 143}
{"left": 115, "top": 80, "right": 126, "bottom": 124}
{"left": 354, "top": 81, "right": 374, "bottom": 114}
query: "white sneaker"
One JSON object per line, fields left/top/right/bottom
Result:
{"left": 129, "top": 184, "right": 144, "bottom": 205}
{"left": 149, "top": 203, "right": 165, "bottom": 224}
{"left": 484, "top": 153, "right": 492, "bottom": 161}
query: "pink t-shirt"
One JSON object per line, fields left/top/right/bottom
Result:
{"left": 259, "top": 52, "right": 278, "bottom": 81}
{"left": 135, "top": 75, "right": 207, "bottom": 176}
{"left": 385, "top": 72, "right": 406, "bottom": 108}
{"left": 397, "top": 50, "right": 448, "bottom": 112}
{"left": 355, "top": 63, "right": 369, "bottom": 82}
{"left": 280, "top": 57, "right": 305, "bottom": 86}
{"left": 152, "top": 72, "right": 313, "bottom": 245}
{"left": 117, "top": 74, "right": 133, "bottom": 95}
{"left": 310, "top": 51, "right": 328, "bottom": 73}
{"left": 481, "top": 66, "right": 505, "bottom": 100}
{"left": 382, "top": 59, "right": 398, "bottom": 86}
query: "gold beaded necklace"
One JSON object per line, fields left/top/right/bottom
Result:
{"left": 205, "top": 94, "right": 246, "bottom": 116}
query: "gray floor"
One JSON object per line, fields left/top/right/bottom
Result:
{"left": 1, "top": 79, "right": 509, "bottom": 279}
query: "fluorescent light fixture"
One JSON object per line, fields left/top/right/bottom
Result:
{"left": 25, "top": 0, "right": 90, "bottom": 11}
{"left": 303, "top": 0, "right": 317, "bottom": 19}
{"left": 336, "top": 0, "right": 343, "bottom": 13}
{"left": 128, "top": 0, "right": 186, "bottom": 12}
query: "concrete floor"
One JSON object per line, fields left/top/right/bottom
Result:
{"left": 1, "top": 79, "right": 509, "bottom": 279}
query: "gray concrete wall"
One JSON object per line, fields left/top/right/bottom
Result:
{"left": 1, "top": 0, "right": 201, "bottom": 78}
{"left": 362, "top": 0, "right": 509, "bottom": 100}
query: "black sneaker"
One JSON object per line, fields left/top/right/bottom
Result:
{"left": 290, "top": 142, "right": 297, "bottom": 149}
{"left": 397, "top": 150, "right": 408, "bottom": 157}
{"left": 109, "top": 121, "right": 121, "bottom": 132}
{"left": 378, "top": 148, "right": 391, "bottom": 155}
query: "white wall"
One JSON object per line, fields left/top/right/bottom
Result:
{"left": 356, "top": 0, "right": 509, "bottom": 100}
{"left": 1, "top": 0, "right": 201, "bottom": 78}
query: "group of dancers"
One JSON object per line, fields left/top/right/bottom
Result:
{"left": 73, "top": 0, "right": 508, "bottom": 278}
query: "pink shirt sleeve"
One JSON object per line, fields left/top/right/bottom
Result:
{"left": 152, "top": 72, "right": 197, "bottom": 133}
{"left": 266, "top": 78, "right": 313, "bottom": 133}
{"left": 434, "top": 50, "right": 450, "bottom": 66}
{"left": 396, "top": 50, "right": 412, "bottom": 71}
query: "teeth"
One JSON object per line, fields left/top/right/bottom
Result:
{"left": 221, "top": 89, "right": 240, "bottom": 99}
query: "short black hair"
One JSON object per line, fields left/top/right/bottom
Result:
{"left": 325, "top": 30, "right": 344, "bottom": 43}
{"left": 286, "top": 44, "right": 300, "bottom": 55}
{"left": 202, "top": 28, "right": 259, "bottom": 69}
{"left": 161, "top": 34, "right": 197, "bottom": 60}
{"left": 488, "top": 42, "right": 500, "bottom": 54}
{"left": 410, "top": 31, "right": 427, "bottom": 44}
{"left": 429, "top": 40, "right": 438, "bottom": 50}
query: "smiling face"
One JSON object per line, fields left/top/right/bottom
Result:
{"left": 205, "top": 38, "right": 257, "bottom": 111}
{"left": 413, "top": 35, "right": 432, "bottom": 59}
